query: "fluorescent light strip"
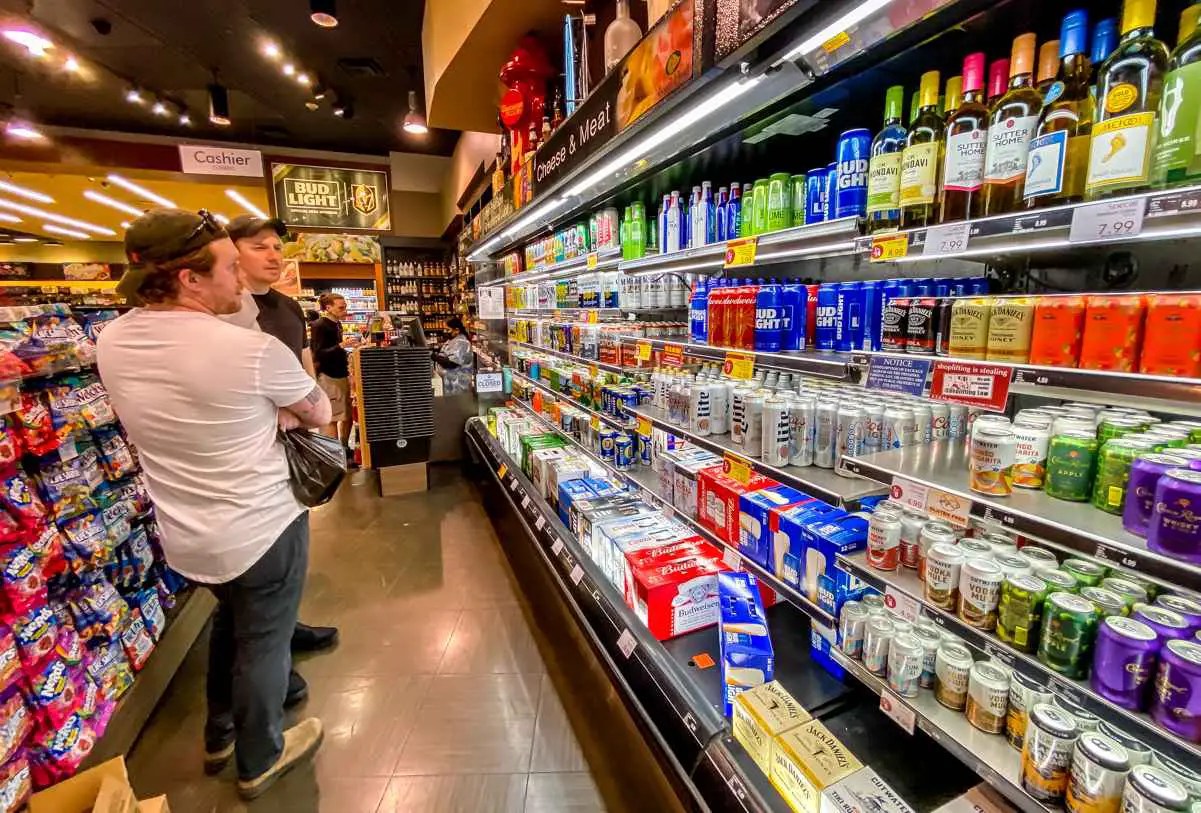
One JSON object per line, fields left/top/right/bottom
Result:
{"left": 502, "top": 197, "right": 569, "bottom": 239}
{"left": 225, "top": 189, "right": 268, "bottom": 219}
{"left": 0, "top": 180, "right": 53, "bottom": 204}
{"left": 106, "top": 174, "right": 177, "bottom": 208}
{"left": 0, "top": 213, "right": 20, "bottom": 224}
{"left": 782, "top": 0, "right": 896, "bottom": 61}
{"left": 83, "top": 189, "right": 144, "bottom": 218}
{"left": 213, "top": 213, "right": 230, "bottom": 225}
{"left": 0, "top": 199, "right": 115, "bottom": 235}
{"left": 43, "top": 224, "right": 90, "bottom": 240}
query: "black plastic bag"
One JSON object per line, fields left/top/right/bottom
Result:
{"left": 279, "top": 429, "right": 347, "bottom": 507}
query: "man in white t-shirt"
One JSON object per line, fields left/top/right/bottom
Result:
{"left": 97, "top": 209, "right": 327, "bottom": 800}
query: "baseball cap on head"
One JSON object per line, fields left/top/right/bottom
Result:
{"left": 118, "top": 208, "right": 228, "bottom": 304}
{"left": 226, "top": 214, "right": 287, "bottom": 242}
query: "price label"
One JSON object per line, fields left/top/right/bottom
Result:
{"left": 723, "top": 452, "right": 754, "bottom": 485}
{"left": 983, "top": 642, "right": 1016, "bottom": 667}
{"left": 585, "top": 310, "right": 599, "bottom": 324}
{"left": 890, "top": 477, "right": 929, "bottom": 512}
{"left": 723, "top": 352, "right": 755, "bottom": 380}
{"left": 570, "top": 564, "right": 585, "bottom": 585}
{"left": 637, "top": 340, "right": 653, "bottom": 361}
{"left": 497, "top": 464, "right": 508, "bottom": 479}
{"left": 509, "top": 479, "right": 519, "bottom": 491}
{"left": 590, "top": 415, "right": 601, "bottom": 431}
{"left": 616, "top": 628, "right": 638, "bottom": 659}
{"left": 879, "top": 690, "right": 916, "bottom": 735}
{"left": 821, "top": 31, "right": 851, "bottom": 53}
{"left": 724, "top": 237, "right": 758, "bottom": 267}
{"left": 884, "top": 586, "right": 920, "bottom": 623}
{"left": 925, "top": 487, "right": 972, "bottom": 528}
{"left": 923, "top": 222, "right": 971, "bottom": 256}
{"left": 535, "top": 516, "right": 546, "bottom": 531}
{"left": 636, "top": 417, "right": 652, "bottom": 437}
{"left": 870, "top": 233, "right": 909, "bottom": 262}
{"left": 930, "top": 360, "right": 1013, "bottom": 412}
{"left": 551, "top": 538, "right": 564, "bottom": 555}
{"left": 1069, "top": 198, "right": 1145, "bottom": 243}
{"left": 723, "top": 546, "right": 743, "bottom": 571}
{"left": 662, "top": 343, "right": 685, "bottom": 368}
{"left": 521, "top": 496, "right": 531, "bottom": 509}
{"left": 586, "top": 252, "right": 599, "bottom": 269}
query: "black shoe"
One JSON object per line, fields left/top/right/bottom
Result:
{"left": 285, "top": 670, "right": 309, "bottom": 708}
{"left": 291, "top": 622, "right": 339, "bottom": 653}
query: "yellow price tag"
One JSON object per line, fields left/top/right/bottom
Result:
{"left": 724, "top": 237, "right": 758, "bottom": 268}
{"left": 497, "top": 464, "right": 508, "bottom": 478}
{"left": 588, "top": 364, "right": 599, "bottom": 379}
{"left": 822, "top": 31, "right": 851, "bottom": 53}
{"left": 723, "top": 452, "right": 754, "bottom": 485}
{"left": 723, "top": 352, "right": 755, "bottom": 380}
{"left": 870, "top": 233, "right": 909, "bottom": 262}
{"left": 585, "top": 310, "right": 599, "bottom": 323}
{"left": 636, "top": 417, "right": 652, "bottom": 436}
{"left": 637, "top": 340, "right": 653, "bottom": 361}
{"left": 590, "top": 415, "right": 601, "bottom": 431}
{"left": 586, "top": 252, "right": 599, "bottom": 269}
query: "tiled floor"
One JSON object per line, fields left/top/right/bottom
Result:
{"left": 126, "top": 465, "right": 618, "bottom": 812}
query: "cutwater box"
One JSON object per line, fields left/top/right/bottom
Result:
{"left": 738, "top": 485, "right": 813, "bottom": 573}
{"left": 774, "top": 502, "right": 847, "bottom": 589}
{"left": 718, "top": 572, "right": 774, "bottom": 717}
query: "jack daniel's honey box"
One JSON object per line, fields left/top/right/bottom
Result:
{"left": 769, "top": 720, "right": 863, "bottom": 813}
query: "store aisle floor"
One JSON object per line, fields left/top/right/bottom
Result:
{"left": 126, "top": 465, "right": 621, "bottom": 812}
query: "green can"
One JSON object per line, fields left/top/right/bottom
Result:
{"left": 1035, "top": 568, "right": 1081, "bottom": 594}
{"left": 1097, "top": 417, "right": 1145, "bottom": 444}
{"left": 751, "top": 179, "right": 769, "bottom": 237}
{"left": 1100, "top": 576, "right": 1149, "bottom": 609}
{"left": 1062, "top": 557, "right": 1108, "bottom": 588}
{"left": 997, "top": 574, "right": 1048, "bottom": 652}
{"left": 1080, "top": 586, "right": 1127, "bottom": 619}
{"left": 1126, "top": 433, "right": 1173, "bottom": 453}
{"left": 791, "top": 175, "right": 807, "bottom": 227}
{"left": 1142, "top": 430, "right": 1189, "bottom": 449}
{"left": 1044, "top": 430, "right": 1099, "bottom": 502}
{"left": 1163, "top": 420, "right": 1201, "bottom": 443}
{"left": 1090, "top": 438, "right": 1157, "bottom": 514}
{"left": 766, "top": 173, "right": 793, "bottom": 232}
{"left": 1038, "top": 592, "right": 1100, "bottom": 679}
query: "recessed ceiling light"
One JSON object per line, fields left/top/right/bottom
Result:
{"left": 208, "top": 84, "right": 231, "bottom": 126}
{"left": 3, "top": 30, "right": 53, "bottom": 57}
{"left": 0, "top": 199, "right": 114, "bottom": 235}
{"left": 296, "top": 73, "right": 311, "bottom": 86}
{"left": 84, "top": 189, "right": 144, "bottom": 217}
{"left": 212, "top": 213, "right": 230, "bottom": 225}
{"left": 0, "top": 180, "right": 52, "bottom": 204}
{"left": 151, "top": 100, "right": 169, "bottom": 116}
{"left": 12, "top": 237, "right": 37, "bottom": 243}
{"left": 282, "top": 63, "right": 295, "bottom": 77}
{"left": 332, "top": 102, "right": 352, "bottom": 118}
{"left": 4, "top": 122, "right": 44, "bottom": 141}
{"left": 310, "top": 0, "right": 338, "bottom": 27}
{"left": 125, "top": 87, "right": 143, "bottom": 104}
{"left": 179, "top": 112, "right": 191, "bottom": 126}
{"left": 105, "top": 174, "right": 176, "bottom": 208}
{"left": 120, "top": 221, "right": 131, "bottom": 229}
{"left": 43, "top": 224, "right": 90, "bottom": 240}
{"left": 263, "top": 42, "right": 281, "bottom": 59}
{"left": 225, "top": 189, "right": 269, "bottom": 218}
{"left": 63, "top": 56, "right": 80, "bottom": 73}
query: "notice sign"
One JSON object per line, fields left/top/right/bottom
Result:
{"left": 271, "top": 163, "right": 391, "bottom": 231}
{"left": 930, "top": 360, "right": 1012, "bottom": 413}
{"left": 478, "top": 287, "right": 505, "bottom": 320}
{"left": 865, "top": 355, "right": 931, "bottom": 397}
{"left": 178, "top": 144, "right": 263, "bottom": 177}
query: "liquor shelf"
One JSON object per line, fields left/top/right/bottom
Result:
{"left": 841, "top": 441, "right": 1201, "bottom": 593}
{"left": 510, "top": 370, "right": 631, "bottom": 432}
{"left": 510, "top": 341, "right": 627, "bottom": 375}
{"left": 628, "top": 403, "right": 885, "bottom": 507}
{"left": 836, "top": 550, "right": 1201, "bottom": 769}
{"left": 623, "top": 335, "right": 855, "bottom": 380}
{"left": 505, "top": 248, "right": 623, "bottom": 284}
{"left": 510, "top": 306, "right": 686, "bottom": 321}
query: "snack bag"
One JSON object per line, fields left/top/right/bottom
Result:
{"left": 100, "top": 501, "right": 131, "bottom": 550}
{"left": 80, "top": 310, "right": 119, "bottom": 343}
{"left": 0, "top": 547, "right": 44, "bottom": 616}
{"left": 29, "top": 713, "right": 93, "bottom": 788}
{"left": 0, "top": 754, "right": 31, "bottom": 813}
{"left": 1, "top": 471, "right": 45, "bottom": 533}
{"left": 126, "top": 527, "right": 155, "bottom": 577}
{"left": 27, "top": 524, "right": 66, "bottom": 580}
{"left": 10, "top": 606, "right": 55, "bottom": 668}
{"left": 119, "top": 610, "right": 154, "bottom": 671}
{"left": 63, "top": 319, "right": 95, "bottom": 367}
{"left": 44, "top": 384, "right": 84, "bottom": 440}
{"left": 28, "top": 658, "right": 80, "bottom": 729}
{"left": 0, "top": 690, "right": 32, "bottom": 765}
{"left": 83, "top": 640, "right": 132, "bottom": 701}
{"left": 134, "top": 589, "right": 165, "bottom": 641}
{"left": 0, "top": 630, "right": 20, "bottom": 695}
{"left": 93, "top": 429, "right": 136, "bottom": 481}
{"left": 73, "top": 377, "right": 116, "bottom": 430}
{"left": 0, "top": 422, "right": 19, "bottom": 470}
{"left": 14, "top": 394, "right": 56, "bottom": 458}
{"left": 53, "top": 626, "right": 83, "bottom": 668}
{"left": 57, "top": 512, "right": 108, "bottom": 566}
{"left": 33, "top": 457, "right": 93, "bottom": 520}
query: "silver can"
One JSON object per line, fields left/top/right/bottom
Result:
{"left": 948, "top": 403, "right": 968, "bottom": 439}
{"left": 762, "top": 395, "right": 792, "bottom": 466}
{"left": 1066, "top": 732, "right": 1129, "bottom": 813}
{"left": 935, "top": 640, "right": 974, "bottom": 711}
{"left": 866, "top": 510, "right": 903, "bottom": 571}
{"left": 730, "top": 386, "right": 752, "bottom": 446}
{"left": 709, "top": 381, "right": 731, "bottom": 436}
{"left": 740, "top": 392, "right": 765, "bottom": 456}
{"left": 835, "top": 404, "right": 865, "bottom": 476}
{"left": 1120, "top": 765, "right": 1190, "bottom": 813}
{"left": 930, "top": 401, "right": 950, "bottom": 440}
{"left": 814, "top": 399, "right": 838, "bottom": 468}
{"left": 861, "top": 402, "right": 884, "bottom": 453}
{"left": 863, "top": 617, "right": 895, "bottom": 675}
{"left": 883, "top": 406, "right": 911, "bottom": 450}
{"left": 788, "top": 396, "right": 816, "bottom": 467}
{"left": 689, "top": 381, "right": 714, "bottom": 437}
{"left": 911, "top": 402, "right": 933, "bottom": 445}
{"left": 970, "top": 426, "right": 1017, "bottom": 497}
{"left": 839, "top": 600, "right": 868, "bottom": 658}
{"left": 899, "top": 509, "right": 927, "bottom": 569}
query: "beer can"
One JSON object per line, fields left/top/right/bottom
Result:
{"left": 599, "top": 429, "right": 618, "bottom": 462}
{"left": 791, "top": 175, "right": 808, "bottom": 228}
{"left": 835, "top": 404, "right": 864, "bottom": 474}
{"left": 804, "top": 168, "right": 827, "bottom": 225}
{"left": 709, "top": 380, "right": 731, "bottom": 436}
{"left": 762, "top": 395, "right": 792, "bottom": 466}
{"left": 867, "top": 510, "right": 903, "bottom": 570}
{"left": 834, "top": 128, "right": 871, "bottom": 219}
{"left": 911, "top": 403, "right": 933, "bottom": 445}
{"left": 839, "top": 601, "right": 868, "bottom": 658}
{"left": 615, "top": 433, "right": 634, "bottom": 471}
{"left": 882, "top": 296, "right": 911, "bottom": 352}
{"left": 948, "top": 403, "right": 968, "bottom": 439}
{"left": 862, "top": 403, "right": 884, "bottom": 452}
{"left": 638, "top": 432, "right": 652, "bottom": 466}
{"left": 815, "top": 284, "right": 838, "bottom": 351}
{"left": 766, "top": 172, "right": 793, "bottom": 232}
{"left": 730, "top": 385, "right": 753, "bottom": 446}
{"left": 883, "top": 406, "right": 913, "bottom": 449}
{"left": 899, "top": 509, "right": 927, "bottom": 569}
{"left": 930, "top": 402, "right": 950, "bottom": 440}
{"left": 823, "top": 162, "right": 837, "bottom": 222}
{"left": 863, "top": 617, "right": 895, "bottom": 675}
{"left": 905, "top": 298, "right": 938, "bottom": 354}
{"left": 815, "top": 399, "right": 838, "bottom": 468}
{"left": 741, "top": 392, "right": 765, "bottom": 456}
{"left": 689, "top": 381, "right": 714, "bottom": 437}
{"left": 789, "top": 396, "right": 816, "bottom": 467}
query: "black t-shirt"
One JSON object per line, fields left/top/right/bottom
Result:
{"left": 311, "top": 316, "right": 349, "bottom": 378}
{"left": 253, "top": 289, "right": 308, "bottom": 362}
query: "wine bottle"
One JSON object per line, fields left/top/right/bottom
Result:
{"left": 1087, "top": 0, "right": 1169, "bottom": 198}
{"left": 982, "top": 34, "right": 1043, "bottom": 215}
{"left": 1037, "top": 40, "right": 1062, "bottom": 95}
{"left": 866, "top": 85, "right": 908, "bottom": 233}
{"left": 1150, "top": 4, "right": 1201, "bottom": 186}
{"left": 944, "top": 75, "right": 963, "bottom": 117}
{"left": 1025, "top": 10, "right": 1095, "bottom": 207}
{"left": 1090, "top": 17, "right": 1120, "bottom": 101}
{"left": 940, "top": 54, "right": 989, "bottom": 222}
{"left": 988, "top": 59, "right": 1011, "bottom": 106}
{"left": 900, "top": 71, "right": 944, "bottom": 228}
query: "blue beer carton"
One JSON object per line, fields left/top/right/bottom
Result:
{"left": 558, "top": 479, "right": 599, "bottom": 526}
{"left": 773, "top": 501, "right": 847, "bottom": 587}
{"left": 797, "top": 513, "right": 868, "bottom": 604}
{"left": 718, "top": 572, "right": 774, "bottom": 717}
{"left": 737, "top": 485, "right": 812, "bottom": 573}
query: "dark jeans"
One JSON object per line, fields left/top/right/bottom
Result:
{"left": 204, "top": 512, "right": 309, "bottom": 780}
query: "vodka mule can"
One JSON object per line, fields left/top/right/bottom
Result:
{"left": 935, "top": 641, "right": 973, "bottom": 711}
{"left": 1007, "top": 670, "right": 1054, "bottom": 751}
{"left": 1021, "top": 703, "right": 1079, "bottom": 805}
{"left": 1065, "top": 731, "right": 1130, "bottom": 813}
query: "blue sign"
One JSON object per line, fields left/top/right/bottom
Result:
{"left": 865, "top": 355, "right": 932, "bottom": 397}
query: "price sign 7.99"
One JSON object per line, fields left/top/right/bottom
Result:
{"left": 1069, "top": 199, "right": 1145, "bottom": 243}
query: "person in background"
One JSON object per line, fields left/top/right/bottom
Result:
{"left": 97, "top": 209, "right": 326, "bottom": 800}
{"left": 432, "top": 316, "right": 474, "bottom": 394}
{"left": 310, "top": 293, "right": 354, "bottom": 446}
{"left": 225, "top": 214, "right": 339, "bottom": 701}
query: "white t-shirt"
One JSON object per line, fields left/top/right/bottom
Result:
{"left": 97, "top": 309, "right": 315, "bottom": 583}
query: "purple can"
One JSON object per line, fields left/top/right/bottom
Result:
{"left": 1133, "top": 605, "right": 1193, "bottom": 644}
{"left": 1090, "top": 615, "right": 1160, "bottom": 710}
{"left": 1151, "top": 639, "right": 1201, "bottom": 742}
{"left": 1156, "top": 594, "right": 1201, "bottom": 632}
{"left": 1122, "top": 454, "right": 1190, "bottom": 537}
{"left": 1148, "top": 468, "right": 1201, "bottom": 563}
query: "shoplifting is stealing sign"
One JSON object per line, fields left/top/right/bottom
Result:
{"left": 271, "top": 163, "right": 392, "bottom": 231}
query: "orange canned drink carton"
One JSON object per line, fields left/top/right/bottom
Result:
{"left": 1138, "top": 293, "right": 1201, "bottom": 377}
{"left": 1029, "top": 296, "right": 1086, "bottom": 368}
{"left": 1079, "top": 295, "right": 1145, "bottom": 372}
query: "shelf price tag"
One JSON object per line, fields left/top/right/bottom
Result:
{"left": 585, "top": 310, "right": 599, "bottom": 324}
{"left": 616, "top": 628, "right": 638, "bottom": 659}
{"left": 889, "top": 477, "right": 929, "bottom": 512}
{"left": 870, "top": 233, "right": 909, "bottom": 262}
{"left": 923, "top": 222, "right": 971, "bottom": 256}
{"left": 590, "top": 415, "right": 601, "bottom": 432}
{"left": 586, "top": 252, "right": 599, "bottom": 269}
{"left": 821, "top": 31, "right": 851, "bottom": 53}
{"left": 497, "top": 464, "right": 508, "bottom": 479}
{"left": 925, "top": 487, "right": 972, "bottom": 529}
{"left": 570, "top": 564, "right": 585, "bottom": 585}
{"left": 723, "top": 352, "right": 755, "bottom": 380}
{"left": 884, "top": 587, "right": 920, "bottom": 623}
{"left": 636, "top": 340, "right": 653, "bottom": 361}
{"left": 521, "top": 495, "right": 531, "bottom": 509}
{"left": 723, "top": 546, "right": 743, "bottom": 571}
{"left": 930, "top": 360, "right": 1013, "bottom": 413}
{"left": 662, "top": 343, "right": 685, "bottom": 368}
{"left": 724, "top": 237, "right": 758, "bottom": 268}
{"left": 535, "top": 515, "right": 546, "bottom": 531}
{"left": 723, "top": 452, "right": 754, "bottom": 485}
{"left": 636, "top": 417, "right": 652, "bottom": 437}
{"left": 1069, "top": 197, "right": 1145, "bottom": 243}
{"left": 879, "top": 689, "right": 917, "bottom": 735}
{"left": 551, "top": 538, "right": 564, "bottom": 555}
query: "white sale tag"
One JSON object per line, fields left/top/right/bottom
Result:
{"left": 923, "top": 222, "right": 971, "bottom": 256}
{"left": 723, "top": 547, "right": 742, "bottom": 571}
{"left": 616, "top": 628, "right": 637, "bottom": 659}
{"left": 890, "top": 477, "right": 929, "bottom": 512}
{"left": 509, "top": 479, "right": 519, "bottom": 491}
{"left": 521, "top": 496, "right": 531, "bottom": 509}
{"left": 879, "top": 689, "right": 917, "bottom": 735}
{"left": 570, "top": 564, "right": 584, "bottom": 585}
{"left": 885, "top": 586, "right": 920, "bottom": 623}
{"left": 551, "top": 538, "right": 564, "bottom": 555}
{"left": 534, "top": 516, "right": 545, "bottom": 531}
{"left": 1069, "top": 198, "right": 1145, "bottom": 243}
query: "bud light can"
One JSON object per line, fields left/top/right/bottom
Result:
{"left": 815, "top": 283, "right": 839, "bottom": 351}
{"left": 781, "top": 283, "right": 806, "bottom": 352}
{"left": 615, "top": 433, "right": 634, "bottom": 471}
{"left": 860, "top": 280, "right": 884, "bottom": 352}
{"left": 754, "top": 283, "right": 784, "bottom": 352}
{"left": 834, "top": 129, "right": 871, "bottom": 219}
{"left": 834, "top": 281, "right": 863, "bottom": 352}
{"left": 823, "top": 162, "right": 837, "bottom": 221}
{"left": 805, "top": 168, "right": 826, "bottom": 225}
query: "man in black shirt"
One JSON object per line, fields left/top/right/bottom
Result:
{"left": 309, "top": 294, "right": 352, "bottom": 445}
{"left": 227, "top": 216, "right": 338, "bottom": 694}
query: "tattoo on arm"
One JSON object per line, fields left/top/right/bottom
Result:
{"left": 304, "top": 385, "right": 323, "bottom": 405}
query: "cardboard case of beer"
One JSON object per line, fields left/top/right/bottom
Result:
{"left": 529, "top": 448, "right": 570, "bottom": 499}
{"left": 572, "top": 496, "right": 648, "bottom": 554}
{"left": 630, "top": 555, "right": 724, "bottom": 640}
{"left": 732, "top": 681, "right": 812, "bottom": 775}
{"left": 545, "top": 455, "right": 593, "bottom": 507}
{"left": 739, "top": 485, "right": 814, "bottom": 573}
{"left": 672, "top": 454, "right": 724, "bottom": 519}
{"left": 774, "top": 502, "right": 847, "bottom": 588}
{"left": 718, "top": 572, "right": 774, "bottom": 716}
{"left": 698, "top": 469, "right": 775, "bottom": 543}
{"left": 622, "top": 538, "right": 720, "bottom": 606}
{"left": 770, "top": 721, "right": 863, "bottom": 813}
{"left": 558, "top": 479, "right": 600, "bottom": 527}
{"left": 819, "top": 767, "right": 914, "bottom": 813}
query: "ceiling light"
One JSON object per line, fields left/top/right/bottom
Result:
{"left": 213, "top": 213, "right": 230, "bottom": 225}
{"left": 0, "top": 213, "right": 19, "bottom": 224}
{"left": 296, "top": 73, "right": 311, "bottom": 86}
{"left": 310, "top": 0, "right": 339, "bottom": 28}
{"left": 84, "top": 189, "right": 144, "bottom": 217}
{"left": 42, "top": 224, "right": 90, "bottom": 240}
{"left": 304, "top": 98, "right": 320, "bottom": 111}
{"left": 12, "top": 237, "right": 36, "bottom": 243}
{"left": 0, "top": 180, "right": 52, "bottom": 204}
{"left": 126, "top": 87, "right": 143, "bottom": 104}
{"left": 179, "top": 112, "right": 191, "bottom": 126}
{"left": 151, "top": 100, "right": 169, "bottom": 116}
{"left": 3, "top": 30, "right": 53, "bottom": 57}
{"left": 208, "top": 84, "right": 231, "bottom": 126}
{"left": 63, "top": 56, "right": 80, "bottom": 73}
{"left": 0, "top": 200, "right": 114, "bottom": 235}
{"left": 332, "top": 102, "right": 352, "bottom": 119}
{"left": 120, "top": 221, "right": 131, "bottom": 229}
{"left": 282, "top": 63, "right": 295, "bottom": 77}
{"left": 312, "top": 85, "right": 327, "bottom": 101}
{"left": 403, "top": 90, "right": 428, "bottom": 135}
{"left": 225, "top": 189, "right": 268, "bottom": 219}
{"left": 105, "top": 174, "right": 177, "bottom": 208}
{"left": 4, "top": 121, "right": 44, "bottom": 141}
{"left": 263, "top": 42, "right": 281, "bottom": 59}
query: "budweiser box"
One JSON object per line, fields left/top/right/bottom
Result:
{"left": 622, "top": 538, "right": 719, "bottom": 607}
{"left": 630, "top": 555, "right": 724, "bottom": 640}
{"left": 732, "top": 681, "right": 811, "bottom": 776}
{"left": 698, "top": 469, "right": 775, "bottom": 544}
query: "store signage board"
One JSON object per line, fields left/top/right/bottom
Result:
{"left": 476, "top": 372, "right": 503, "bottom": 393}
{"left": 723, "top": 452, "right": 754, "bottom": 485}
{"left": 662, "top": 343, "right": 685, "bottom": 368}
{"left": 270, "top": 163, "right": 391, "bottom": 231}
{"left": 925, "top": 487, "right": 972, "bottom": 528}
{"left": 178, "top": 144, "right": 263, "bottom": 177}
{"left": 865, "top": 356, "right": 930, "bottom": 397}
{"left": 479, "top": 287, "right": 505, "bottom": 320}
{"left": 637, "top": 340, "right": 653, "bottom": 361}
{"left": 724, "top": 352, "right": 755, "bottom": 380}
{"left": 930, "top": 360, "right": 1012, "bottom": 412}
{"left": 1069, "top": 198, "right": 1145, "bottom": 243}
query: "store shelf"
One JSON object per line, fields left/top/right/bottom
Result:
{"left": 510, "top": 370, "right": 632, "bottom": 432}
{"left": 837, "top": 550, "right": 1201, "bottom": 768}
{"left": 829, "top": 649, "right": 1048, "bottom": 813}
{"left": 841, "top": 441, "right": 1201, "bottom": 593}
{"left": 510, "top": 248, "right": 623, "bottom": 284}
{"left": 511, "top": 341, "right": 626, "bottom": 374}
{"left": 510, "top": 306, "right": 686, "bottom": 320}
{"left": 629, "top": 404, "right": 885, "bottom": 507}
{"left": 625, "top": 336, "right": 854, "bottom": 380}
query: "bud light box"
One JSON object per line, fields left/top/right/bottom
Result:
{"left": 698, "top": 469, "right": 775, "bottom": 544}
{"left": 738, "top": 486, "right": 815, "bottom": 573}
{"left": 774, "top": 502, "right": 847, "bottom": 589}
{"left": 631, "top": 555, "right": 724, "bottom": 641}
{"left": 558, "top": 479, "right": 600, "bottom": 527}
{"left": 718, "top": 572, "right": 774, "bottom": 716}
